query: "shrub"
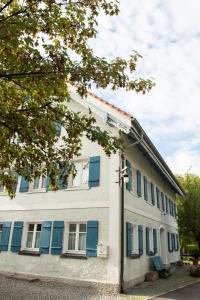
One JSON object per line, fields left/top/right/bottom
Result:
{"left": 189, "top": 265, "right": 200, "bottom": 277}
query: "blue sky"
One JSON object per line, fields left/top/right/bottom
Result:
{"left": 90, "top": 0, "right": 200, "bottom": 175}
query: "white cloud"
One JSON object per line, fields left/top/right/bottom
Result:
{"left": 89, "top": 0, "right": 200, "bottom": 175}
{"left": 166, "top": 148, "right": 200, "bottom": 176}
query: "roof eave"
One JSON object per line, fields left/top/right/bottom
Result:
{"left": 128, "top": 118, "right": 185, "bottom": 197}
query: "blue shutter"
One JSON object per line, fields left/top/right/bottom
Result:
{"left": 144, "top": 176, "right": 148, "bottom": 201}
{"left": 138, "top": 225, "right": 143, "bottom": 256}
{"left": 171, "top": 233, "right": 174, "bottom": 250}
{"left": 176, "top": 234, "right": 179, "bottom": 251}
{"left": 46, "top": 174, "right": 50, "bottom": 191}
{"left": 51, "top": 221, "right": 64, "bottom": 255}
{"left": 11, "top": 221, "right": 23, "bottom": 252}
{"left": 168, "top": 232, "right": 170, "bottom": 251}
{"left": 153, "top": 228, "right": 157, "bottom": 254}
{"left": 151, "top": 183, "right": 155, "bottom": 205}
{"left": 0, "top": 222, "right": 11, "bottom": 251}
{"left": 146, "top": 227, "right": 150, "bottom": 255}
{"left": 174, "top": 204, "right": 177, "bottom": 218}
{"left": 165, "top": 196, "right": 169, "bottom": 214}
{"left": 55, "top": 122, "right": 61, "bottom": 136}
{"left": 137, "top": 170, "right": 142, "bottom": 197}
{"left": 40, "top": 221, "right": 52, "bottom": 254}
{"left": 89, "top": 156, "right": 100, "bottom": 187}
{"left": 126, "top": 160, "right": 132, "bottom": 191}
{"left": 126, "top": 222, "right": 132, "bottom": 257}
{"left": 171, "top": 202, "right": 174, "bottom": 217}
{"left": 19, "top": 177, "right": 29, "bottom": 192}
{"left": 86, "top": 220, "right": 98, "bottom": 257}
{"left": 58, "top": 165, "right": 68, "bottom": 190}
{"left": 156, "top": 188, "right": 160, "bottom": 209}
{"left": 169, "top": 200, "right": 172, "bottom": 215}
{"left": 171, "top": 233, "right": 175, "bottom": 251}
{"left": 161, "top": 192, "right": 165, "bottom": 211}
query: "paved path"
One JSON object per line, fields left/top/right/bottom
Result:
{"left": 153, "top": 282, "right": 200, "bottom": 300}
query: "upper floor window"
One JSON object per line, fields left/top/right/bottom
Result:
{"left": 67, "top": 223, "right": 86, "bottom": 254}
{"left": 68, "top": 159, "right": 89, "bottom": 188}
{"left": 26, "top": 223, "right": 41, "bottom": 251}
{"left": 31, "top": 177, "right": 46, "bottom": 191}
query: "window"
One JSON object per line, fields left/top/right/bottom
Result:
{"left": 149, "top": 228, "right": 154, "bottom": 252}
{"left": 70, "top": 160, "right": 89, "bottom": 188}
{"left": 132, "top": 224, "right": 139, "bottom": 254}
{"left": 29, "top": 176, "right": 46, "bottom": 192}
{"left": 33, "top": 177, "right": 40, "bottom": 189}
{"left": 143, "top": 176, "right": 148, "bottom": 201}
{"left": 156, "top": 187, "right": 160, "bottom": 209}
{"left": 161, "top": 192, "right": 165, "bottom": 211}
{"left": 0, "top": 224, "right": 3, "bottom": 241}
{"left": 150, "top": 183, "right": 155, "bottom": 205}
{"left": 165, "top": 195, "right": 169, "bottom": 214}
{"left": 26, "top": 223, "right": 41, "bottom": 250}
{"left": 67, "top": 223, "right": 86, "bottom": 253}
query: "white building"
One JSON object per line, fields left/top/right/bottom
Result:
{"left": 0, "top": 89, "right": 184, "bottom": 292}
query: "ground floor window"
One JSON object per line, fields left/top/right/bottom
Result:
{"left": 26, "top": 223, "right": 41, "bottom": 250}
{"left": 149, "top": 228, "right": 154, "bottom": 253}
{"left": 67, "top": 223, "right": 86, "bottom": 254}
{"left": 132, "top": 224, "right": 139, "bottom": 255}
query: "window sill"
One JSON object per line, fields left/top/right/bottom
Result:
{"left": 130, "top": 253, "right": 140, "bottom": 259}
{"left": 60, "top": 253, "right": 87, "bottom": 259}
{"left": 19, "top": 250, "right": 40, "bottom": 256}
{"left": 145, "top": 201, "right": 155, "bottom": 207}
{"left": 27, "top": 189, "right": 46, "bottom": 194}
{"left": 65, "top": 186, "right": 89, "bottom": 191}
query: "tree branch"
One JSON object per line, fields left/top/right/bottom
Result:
{"left": 0, "top": 9, "right": 27, "bottom": 22}
{"left": 0, "top": 0, "right": 14, "bottom": 13}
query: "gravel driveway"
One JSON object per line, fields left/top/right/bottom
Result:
{"left": 0, "top": 275, "right": 127, "bottom": 300}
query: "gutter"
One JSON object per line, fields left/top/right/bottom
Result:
{"left": 130, "top": 118, "right": 185, "bottom": 197}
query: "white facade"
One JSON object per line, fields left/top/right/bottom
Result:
{"left": 0, "top": 90, "right": 183, "bottom": 290}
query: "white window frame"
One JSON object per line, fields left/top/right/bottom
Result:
{"left": 64, "top": 222, "right": 87, "bottom": 255}
{"left": 67, "top": 158, "right": 89, "bottom": 190}
{"left": 24, "top": 223, "right": 42, "bottom": 251}
{"left": 131, "top": 223, "right": 139, "bottom": 255}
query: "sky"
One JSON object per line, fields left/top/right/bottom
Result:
{"left": 90, "top": 0, "right": 200, "bottom": 175}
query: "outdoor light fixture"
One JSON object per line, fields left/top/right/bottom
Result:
{"left": 120, "top": 166, "right": 129, "bottom": 184}
{"left": 123, "top": 172, "right": 129, "bottom": 184}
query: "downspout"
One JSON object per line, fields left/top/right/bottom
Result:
{"left": 119, "top": 131, "right": 144, "bottom": 294}
{"left": 120, "top": 153, "right": 125, "bottom": 293}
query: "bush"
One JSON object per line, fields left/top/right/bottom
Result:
{"left": 189, "top": 265, "right": 200, "bottom": 277}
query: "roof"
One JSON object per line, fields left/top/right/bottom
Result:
{"left": 88, "top": 90, "right": 184, "bottom": 197}
{"left": 87, "top": 91, "right": 132, "bottom": 119}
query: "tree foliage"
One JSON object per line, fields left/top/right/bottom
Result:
{"left": 0, "top": 0, "right": 154, "bottom": 197}
{"left": 177, "top": 174, "right": 200, "bottom": 254}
